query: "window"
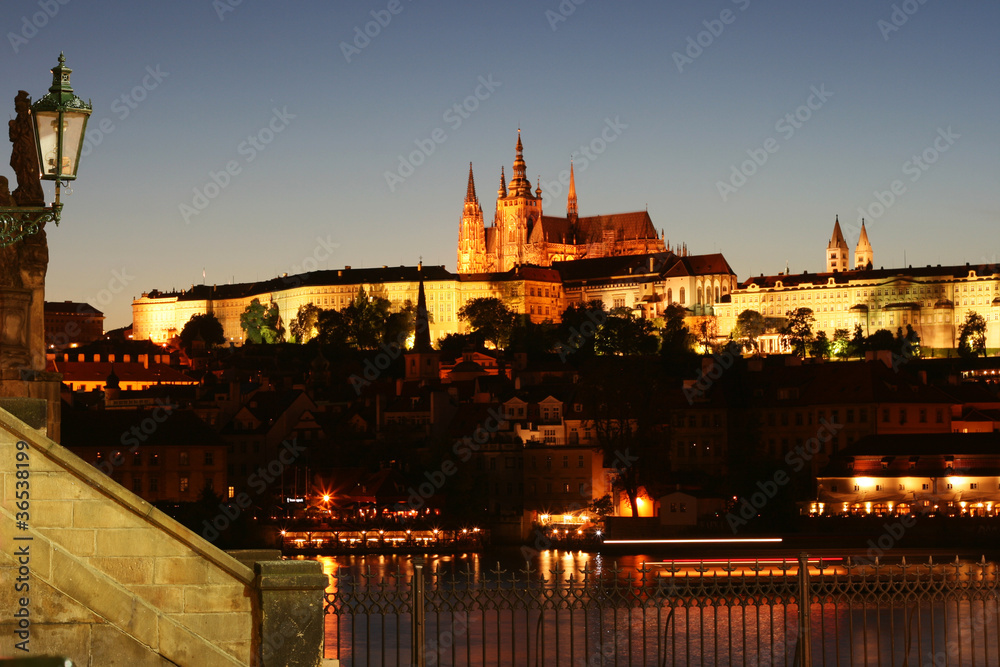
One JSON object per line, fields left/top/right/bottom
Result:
{"left": 489, "top": 458, "right": 497, "bottom": 471}
{"left": 970, "top": 483, "right": 978, "bottom": 490}
{"left": 946, "top": 483, "right": 953, "bottom": 490}
{"left": 831, "top": 484, "right": 838, "bottom": 492}
{"left": 898, "top": 484, "right": 905, "bottom": 491}
{"left": 922, "top": 484, "right": 929, "bottom": 490}
{"left": 132, "top": 451, "right": 141, "bottom": 466}
{"left": 505, "top": 456, "right": 515, "bottom": 469}
{"left": 132, "top": 477, "right": 142, "bottom": 493}
{"left": 853, "top": 485, "right": 860, "bottom": 492}
{"left": 149, "top": 477, "right": 159, "bottom": 493}
{"left": 875, "top": 484, "right": 882, "bottom": 491}
{"left": 545, "top": 456, "right": 552, "bottom": 471}
{"left": 899, "top": 409, "right": 907, "bottom": 425}
{"left": 179, "top": 451, "right": 189, "bottom": 466}
{"left": 562, "top": 455, "right": 569, "bottom": 468}
{"left": 150, "top": 454, "right": 159, "bottom": 467}
{"left": 179, "top": 476, "right": 190, "bottom": 493}
{"left": 204, "top": 451, "right": 214, "bottom": 465}
{"left": 578, "top": 455, "right": 584, "bottom": 468}
{"left": 563, "top": 483, "right": 570, "bottom": 493}
{"left": 882, "top": 409, "right": 890, "bottom": 423}
{"left": 919, "top": 409, "right": 927, "bottom": 423}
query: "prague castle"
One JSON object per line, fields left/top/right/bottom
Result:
{"left": 457, "top": 132, "right": 667, "bottom": 273}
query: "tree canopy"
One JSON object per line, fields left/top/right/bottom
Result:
{"left": 958, "top": 311, "right": 987, "bottom": 357}
{"left": 240, "top": 298, "right": 283, "bottom": 344}
{"left": 458, "top": 297, "right": 515, "bottom": 350}
{"left": 179, "top": 313, "right": 225, "bottom": 350}
{"left": 781, "top": 308, "right": 815, "bottom": 357}
{"left": 732, "top": 309, "right": 766, "bottom": 353}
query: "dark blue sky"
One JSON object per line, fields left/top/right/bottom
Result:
{"left": 6, "top": 0, "right": 998, "bottom": 327}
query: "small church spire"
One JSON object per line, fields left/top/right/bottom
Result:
{"left": 497, "top": 165, "right": 507, "bottom": 198}
{"left": 567, "top": 160, "right": 578, "bottom": 219}
{"left": 414, "top": 272, "right": 432, "bottom": 353}
{"left": 510, "top": 129, "right": 530, "bottom": 196}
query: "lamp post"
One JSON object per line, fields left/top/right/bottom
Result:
{"left": 0, "top": 53, "right": 91, "bottom": 248}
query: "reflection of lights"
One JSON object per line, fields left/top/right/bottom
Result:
{"left": 602, "top": 538, "right": 782, "bottom": 545}
{"left": 322, "top": 495, "right": 330, "bottom": 502}
{"left": 540, "top": 514, "right": 550, "bottom": 522}
{"left": 948, "top": 477, "right": 967, "bottom": 487}
{"left": 280, "top": 530, "right": 286, "bottom": 536}
{"left": 563, "top": 514, "right": 572, "bottom": 523}
{"left": 595, "top": 530, "right": 602, "bottom": 536}
{"left": 855, "top": 477, "right": 875, "bottom": 489}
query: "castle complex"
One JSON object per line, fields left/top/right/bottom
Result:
{"left": 131, "top": 133, "right": 997, "bottom": 354}
{"left": 457, "top": 132, "right": 667, "bottom": 273}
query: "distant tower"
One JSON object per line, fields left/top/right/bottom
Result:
{"left": 827, "top": 215, "right": 850, "bottom": 273}
{"left": 567, "top": 161, "right": 578, "bottom": 221}
{"left": 493, "top": 130, "right": 543, "bottom": 272}
{"left": 405, "top": 272, "right": 441, "bottom": 382}
{"left": 854, "top": 219, "right": 873, "bottom": 270}
{"left": 456, "top": 163, "right": 486, "bottom": 274}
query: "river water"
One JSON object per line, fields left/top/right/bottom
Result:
{"left": 308, "top": 548, "right": 999, "bottom": 666}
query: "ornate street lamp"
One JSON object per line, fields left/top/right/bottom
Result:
{"left": 0, "top": 53, "right": 91, "bottom": 248}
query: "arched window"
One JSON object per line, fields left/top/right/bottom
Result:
{"left": 679, "top": 287, "right": 686, "bottom": 304}
{"left": 667, "top": 288, "right": 672, "bottom": 303}
{"left": 715, "top": 287, "right": 721, "bottom": 302}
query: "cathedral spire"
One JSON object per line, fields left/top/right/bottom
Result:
{"left": 465, "top": 162, "right": 478, "bottom": 204}
{"left": 827, "top": 214, "right": 850, "bottom": 273}
{"left": 510, "top": 129, "right": 530, "bottom": 196}
{"left": 497, "top": 166, "right": 507, "bottom": 199}
{"left": 567, "top": 160, "right": 578, "bottom": 219}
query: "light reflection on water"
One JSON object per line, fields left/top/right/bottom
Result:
{"left": 311, "top": 550, "right": 1000, "bottom": 666}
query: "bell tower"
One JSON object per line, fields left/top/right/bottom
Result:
{"left": 494, "top": 130, "right": 542, "bottom": 272}
{"left": 826, "top": 215, "right": 850, "bottom": 273}
{"left": 456, "top": 163, "right": 486, "bottom": 274}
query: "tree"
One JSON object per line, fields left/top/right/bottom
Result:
{"left": 780, "top": 308, "right": 815, "bottom": 357}
{"left": 315, "top": 308, "right": 349, "bottom": 348}
{"left": 594, "top": 314, "right": 658, "bottom": 356}
{"left": 240, "top": 298, "right": 283, "bottom": 344}
{"left": 458, "top": 297, "right": 515, "bottom": 349}
{"left": 867, "top": 328, "right": 895, "bottom": 352}
{"left": 958, "top": 311, "right": 987, "bottom": 357}
{"left": 289, "top": 303, "right": 321, "bottom": 344}
{"left": 849, "top": 323, "right": 867, "bottom": 359}
{"left": 732, "top": 309, "right": 766, "bottom": 353}
{"left": 557, "top": 300, "right": 607, "bottom": 358}
{"left": 660, "top": 303, "right": 691, "bottom": 356}
{"left": 809, "top": 330, "right": 831, "bottom": 359}
{"left": 179, "top": 312, "right": 225, "bottom": 350}
{"left": 691, "top": 316, "right": 720, "bottom": 354}
{"left": 831, "top": 328, "right": 851, "bottom": 359}
{"left": 344, "top": 287, "right": 392, "bottom": 349}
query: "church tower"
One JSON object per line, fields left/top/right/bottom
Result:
{"left": 404, "top": 271, "right": 441, "bottom": 382}
{"left": 494, "top": 130, "right": 543, "bottom": 271}
{"left": 854, "top": 219, "right": 873, "bottom": 270}
{"left": 456, "top": 163, "right": 487, "bottom": 274}
{"left": 826, "top": 215, "right": 850, "bottom": 273}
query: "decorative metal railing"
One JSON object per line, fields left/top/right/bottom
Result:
{"left": 324, "top": 555, "right": 1000, "bottom": 666}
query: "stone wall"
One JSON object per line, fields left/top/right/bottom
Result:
{"left": 0, "top": 403, "right": 257, "bottom": 665}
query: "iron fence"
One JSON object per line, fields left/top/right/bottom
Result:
{"left": 324, "top": 555, "right": 1000, "bottom": 666}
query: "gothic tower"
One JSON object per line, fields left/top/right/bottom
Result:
{"left": 827, "top": 215, "right": 850, "bottom": 273}
{"left": 456, "top": 163, "right": 486, "bottom": 274}
{"left": 405, "top": 271, "right": 441, "bottom": 382}
{"left": 854, "top": 219, "right": 873, "bottom": 270}
{"left": 494, "top": 130, "right": 543, "bottom": 271}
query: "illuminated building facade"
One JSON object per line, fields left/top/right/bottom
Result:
{"left": 556, "top": 252, "right": 737, "bottom": 320}
{"left": 813, "top": 433, "right": 1000, "bottom": 517}
{"left": 457, "top": 132, "right": 666, "bottom": 274}
{"left": 716, "top": 219, "right": 1000, "bottom": 351}
{"left": 132, "top": 264, "right": 563, "bottom": 346}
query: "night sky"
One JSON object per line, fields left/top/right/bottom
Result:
{"left": 5, "top": 0, "right": 998, "bottom": 328}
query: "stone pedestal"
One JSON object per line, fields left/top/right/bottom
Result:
{"left": 255, "top": 560, "right": 329, "bottom": 667}
{"left": 0, "top": 372, "right": 60, "bottom": 440}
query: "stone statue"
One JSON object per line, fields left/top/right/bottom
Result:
{"left": 9, "top": 90, "right": 44, "bottom": 207}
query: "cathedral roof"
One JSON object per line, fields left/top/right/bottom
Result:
{"left": 828, "top": 215, "right": 848, "bottom": 248}
{"left": 554, "top": 251, "right": 734, "bottom": 283}
{"left": 532, "top": 210, "right": 659, "bottom": 245}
